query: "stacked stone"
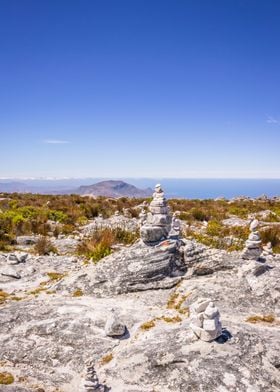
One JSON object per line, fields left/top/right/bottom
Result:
{"left": 169, "top": 212, "right": 181, "bottom": 239}
{"left": 140, "top": 184, "right": 171, "bottom": 244}
{"left": 242, "top": 219, "right": 262, "bottom": 260}
{"left": 83, "top": 360, "right": 104, "bottom": 392}
{"left": 105, "top": 309, "right": 126, "bottom": 337}
{"left": 190, "top": 299, "right": 222, "bottom": 342}
{"left": 262, "top": 242, "right": 274, "bottom": 258}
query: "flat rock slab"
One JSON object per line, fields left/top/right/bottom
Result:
{"left": 56, "top": 240, "right": 187, "bottom": 296}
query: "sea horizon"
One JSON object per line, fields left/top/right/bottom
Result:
{"left": 1, "top": 177, "right": 280, "bottom": 199}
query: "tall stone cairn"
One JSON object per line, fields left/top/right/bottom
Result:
{"left": 241, "top": 219, "right": 262, "bottom": 260}
{"left": 140, "top": 184, "right": 171, "bottom": 244}
{"left": 82, "top": 360, "right": 105, "bottom": 392}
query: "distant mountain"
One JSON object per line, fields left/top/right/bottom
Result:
{"left": 77, "top": 180, "right": 152, "bottom": 198}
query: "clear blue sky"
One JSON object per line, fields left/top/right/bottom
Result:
{"left": 1, "top": 0, "right": 280, "bottom": 178}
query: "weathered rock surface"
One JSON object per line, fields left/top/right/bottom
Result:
{"left": 0, "top": 241, "right": 280, "bottom": 392}
{"left": 56, "top": 239, "right": 187, "bottom": 295}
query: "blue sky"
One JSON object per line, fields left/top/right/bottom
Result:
{"left": 0, "top": 0, "right": 280, "bottom": 178}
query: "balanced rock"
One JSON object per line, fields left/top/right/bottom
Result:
{"left": 82, "top": 360, "right": 105, "bottom": 392}
{"left": 169, "top": 211, "right": 181, "bottom": 239}
{"left": 241, "top": 219, "right": 262, "bottom": 260}
{"left": 140, "top": 184, "right": 171, "bottom": 244}
{"left": 262, "top": 242, "right": 274, "bottom": 258}
{"left": 190, "top": 298, "right": 222, "bottom": 342}
{"left": 105, "top": 309, "right": 126, "bottom": 337}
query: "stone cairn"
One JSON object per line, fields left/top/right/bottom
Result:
{"left": 241, "top": 219, "right": 262, "bottom": 260}
{"left": 169, "top": 211, "right": 181, "bottom": 239}
{"left": 262, "top": 242, "right": 274, "bottom": 258}
{"left": 105, "top": 309, "right": 126, "bottom": 337}
{"left": 82, "top": 360, "right": 105, "bottom": 392}
{"left": 140, "top": 184, "right": 171, "bottom": 244}
{"left": 190, "top": 298, "right": 222, "bottom": 342}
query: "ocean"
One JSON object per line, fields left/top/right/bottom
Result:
{"left": 1, "top": 178, "right": 280, "bottom": 199}
{"left": 127, "top": 179, "right": 280, "bottom": 199}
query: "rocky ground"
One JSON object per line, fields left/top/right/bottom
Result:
{"left": 0, "top": 218, "right": 280, "bottom": 392}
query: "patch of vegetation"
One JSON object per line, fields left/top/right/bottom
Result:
{"left": 167, "top": 291, "right": 190, "bottom": 315}
{"left": 0, "top": 372, "right": 14, "bottom": 385}
{"left": 46, "top": 272, "right": 66, "bottom": 281}
{"left": 1, "top": 192, "right": 280, "bottom": 254}
{"left": 260, "top": 227, "right": 280, "bottom": 253}
{"left": 140, "top": 320, "right": 156, "bottom": 330}
{"left": 77, "top": 227, "right": 139, "bottom": 261}
{"left": 100, "top": 353, "right": 113, "bottom": 365}
{"left": 28, "top": 287, "right": 47, "bottom": 295}
{"left": 161, "top": 315, "right": 182, "bottom": 323}
{"left": 34, "top": 236, "right": 58, "bottom": 255}
{"left": 167, "top": 292, "right": 179, "bottom": 309}
{"left": 0, "top": 290, "right": 9, "bottom": 304}
{"left": 0, "top": 193, "right": 144, "bottom": 250}
{"left": 246, "top": 314, "right": 276, "bottom": 324}
{"left": 72, "top": 288, "right": 83, "bottom": 297}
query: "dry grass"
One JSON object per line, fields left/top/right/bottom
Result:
{"left": 0, "top": 290, "right": 9, "bottom": 304}
{"left": 0, "top": 372, "right": 14, "bottom": 385}
{"left": 160, "top": 315, "right": 182, "bottom": 323}
{"left": 72, "top": 288, "right": 83, "bottom": 297}
{"left": 167, "top": 291, "right": 191, "bottom": 315}
{"left": 46, "top": 272, "right": 66, "bottom": 281}
{"left": 34, "top": 236, "right": 57, "bottom": 255}
{"left": 100, "top": 353, "right": 113, "bottom": 365}
{"left": 246, "top": 314, "right": 276, "bottom": 324}
{"left": 140, "top": 320, "right": 156, "bottom": 331}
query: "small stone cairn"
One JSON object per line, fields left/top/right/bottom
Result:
{"left": 190, "top": 298, "right": 222, "bottom": 342}
{"left": 105, "top": 309, "right": 126, "bottom": 337}
{"left": 262, "top": 242, "right": 274, "bottom": 258}
{"left": 82, "top": 360, "right": 105, "bottom": 392}
{"left": 140, "top": 184, "right": 171, "bottom": 244}
{"left": 169, "top": 211, "right": 181, "bottom": 239}
{"left": 242, "top": 219, "right": 262, "bottom": 260}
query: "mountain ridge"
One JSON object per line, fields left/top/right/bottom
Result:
{"left": 77, "top": 180, "right": 152, "bottom": 198}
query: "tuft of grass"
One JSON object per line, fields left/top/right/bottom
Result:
{"left": 0, "top": 372, "right": 14, "bottom": 385}
{"left": 0, "top": 290, "right": 9, "bottom": 304}
{"left": 100, "top": 353, "right": 113, "bottom": 365}
{"left": 140, "top": 320, "right": 156, "bottom": 331}
{"left": 28, "top": 287, "right": 46, "bottom": 295}
{"left": 161, "top": 315, "right": 182, "bottom": 323}
{"left": 167, "top": 292, "right": 179, "bottom": 309}
{"left": 10, "top": 295, "right": 23, "bottom": 301}
{"left": 72, "top": 288, "right": 83, "bottom": 297}
{"left": 246, "top": 314, "right": 276, "bottom": 324}
{"left": 77, "top": 227, "right": 139, "bottom": 262}
{"left": 34, "top": 236, "right": 58, "bottom": 255}
{"left": 167, "top": 291, "right": 190, "bottom": 315}
{"left": 46, "top": 272, "right": 66, "bottom": 281}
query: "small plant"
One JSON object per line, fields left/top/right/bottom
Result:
{"left": 72, "top": 288, "right": 83, "bottom": 297}
{"left": 167, "top": 292, "right": 179, "bottom": 309}
{"left": 100, "top": 353, "right": 113, "bottom": 365}
{"left": 0, "top": 372, "right": 14, "bottom": 385}
{"left": 0, "top": 290, "right": 9, "bottom": 304}
{"left": 246, "top": 314, "right": 275, "bottom": 324}
{"left": 47, "top": 272, "right": 66, "bottom": 281}
{"left": 166, "top": 291, "right": 190, "bottom": 315}
{"left": 34, "top": 236, "right": 57, "bottom": 255}
{"left": 140, "top": 320, "right": 156, "bottom": 330}
{"left": 161, "top": 315, "right": 182, "bottom": 323}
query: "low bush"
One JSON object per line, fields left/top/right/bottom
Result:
{"left": 34, "top": 236, "right": 57, "bottom": 255}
